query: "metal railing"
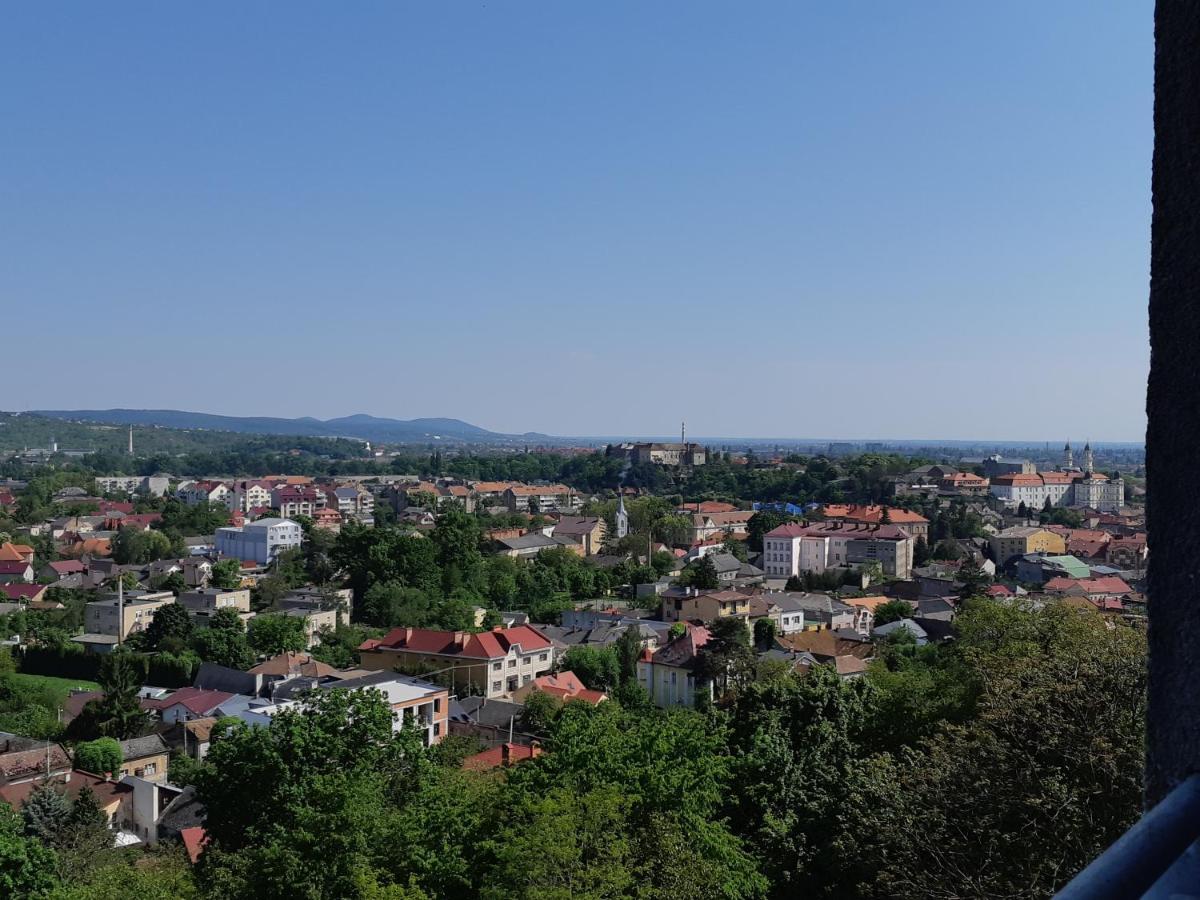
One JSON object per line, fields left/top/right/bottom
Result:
{"left": 1057, "top": 775, "right": 1200, "bottom": 899}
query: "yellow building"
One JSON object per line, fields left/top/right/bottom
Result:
{"left": 990, "top": 527, "right": 1067, "bottom": 565}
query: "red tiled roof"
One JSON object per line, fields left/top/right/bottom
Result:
{"left": 0, "top": 770, "right": 131, "bottom": 811}
{"left": 361, "top": 625, "right": 552, "bottom": 659}
{"left": 1043, "top": 576, "right": 1133, "bottom": 596}
{"left": 822, "top": 504, "right": 929, "bottom": 525}
{"left": 462, "top": 742, "right": 543, "bottom": 771}
{"left": 0, "top": 584, "right": 46, "bottom": 601}
{"left": 147, "top": 688, "right": 234, "bottom": 716}
{"left": 0, "top": 561, "right": 31, "bottom": 575}
{"left": 45, "top": 560, "right": 86, "bottom": 575}
{"left": 180, "top": 826, "right": 207, "bottom": 864}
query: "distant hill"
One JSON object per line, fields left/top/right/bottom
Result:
{"left": 29, "top": 408, "right": 549, "bottom": 445}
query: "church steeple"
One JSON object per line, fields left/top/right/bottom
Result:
{"left": 615, "top": 493, "right": 629, "bottom": 540}
{"left": 1063, "top": 441, "right": 1073, "bottom": 470}
{"left": 1083, "top": 441, "right": 1094, "bottom": 475}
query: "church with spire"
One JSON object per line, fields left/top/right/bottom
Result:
{"left": 991, "top": 439, "right": 1123, "bottom": 512}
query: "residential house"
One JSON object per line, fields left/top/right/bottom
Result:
{"left": 636, "top": 623, "right": 711, "bottom": 709}
{"left": 177, "top": 480, "right": 230, "bottom": 507}
{"left": 511, "top": 671, "right": 607, "bottom": 706}
{"left": 748, "top": 594, "right": 807, "bottom": 635}
{"left": 241, "top": 671, "right": 450, "bottom": 746}
{"left": 147, "top": 688, "right": 241, "bottom": 724}
{"left": 39, "top": 559, "right": 86, "bottom": 582}
{"left": 178, "top": 587, "right": 252, "bottom": 626}
{"left": 660, "top": 587, "right": 753, "bottom": 624}
{"left": 0, "top": 770, "right": 132, "bottom": 827}
{"left": 358, "top": 625, "right": 555, "bottom": 698}
{"left": 762, "top": 591, "right": 859, "bottom": 631}
{"left": 0, "top": 736, "right": 72, "bottom": 786}
{"left": 1013, "top": 553, "right": 1093, "bottom": 585}
{"left": 551, "top": 516, "right": 607, "bottom": 555}
{"left": 449, "top": 695, "right": 539, "bottom": 748}
{"left": 117, "top": 735, "right": 170, "bottom": 782}
{"left": 689, "top": 510, "right": 755, "bottom": 543}
{"left": 494, "top": 532, "right": 577, "bottom": 558}
{"left": 0, "top": 561, "right": 33, "bottom": 584}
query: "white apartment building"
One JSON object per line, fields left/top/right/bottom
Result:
{"left": 215, "top": 518, "right": 302, "bottom": 564}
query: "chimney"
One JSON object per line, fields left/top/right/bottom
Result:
{"left": 453, "top": 631, "right": 467, "bottom": 648}
{"left": 492, "top": 625, "right": 503, "bottom": 633}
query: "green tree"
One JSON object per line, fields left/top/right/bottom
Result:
{"left": 682, "top": 555, "right": 719, "bottom": 590}
{"left": 73, "top": 738, "right": 122, "bottom": 776}
{"left": 143, "top": 603, "right": 193, "bottom": 652}
{"left": 613, "top": 626, "right": 644, "bottom": 685}
{"left": 22, "top": 782, "right": 72, "bottom": 843}
{"left": 90, "top": 652, "right": 149, "bottom": 739}
{"left": 746, "top": 510, "right": 794, "bottom": 552}
{"left": 210, "top": 559, "right": 243, "bottom": 590}
{"left": 194, "top": 688, "right": 425, "bottom": 899}
{"left": 753, "top": 617, "right": 777, "bottom": 650}
{"left": 246, "top": 613, "right": 307, "bottom": 656}
{"left": 190, "top": 608, "right": 254, "bottom": 669}
{"left": 560, "top": 646, "right": 620, "bottom": 691}
{"left": 871, "top": 599, "right": 913, "bottom": 627}
{"left": 0, "top": 804, "right": 58, "bottom": 898}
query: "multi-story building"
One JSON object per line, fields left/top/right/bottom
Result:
{"left": 227, "top": 480, "right": 273, "bottom": 513}
{"left": 95, "top": 476, "right": 170, "bottom": 497}
{"left": 332, "top": 486, "right": 375, "bottom": 522}
{"left": 358, "top": 626, "right": 555, "bottom": 698}
{"left": 84, "top": 591, "right": 176, "bottom": 640}
{"left": 660, "top": 587, "right": 753, "bottom": 624}
{"left": 504, "top": 484, "right": 576, "bottom": 513}
{"left": 176, "top": 480, "right": 230, "bottom": 507}
{"left": 989, "top": 526, "right": 1068, "bottom": 565}
{"left": 763, "top": 522, "right": 916, "bottom": 580}
{"left": 271, "top": 485, "right": 323, "bottom": 519}
{"left": 989, "top": 445, "right": 1125, "bottom": 513}
{"left": 689, "top": 510, "right": 755, "bottom": 543}
{"left": 215, "top": 518, "right": 302, "bottom": 564}
{"left": 178, "top": 587, "right": 252, "bottom": 625}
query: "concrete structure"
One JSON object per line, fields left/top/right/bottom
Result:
{"left": 660, "top": 587, "right": 752, "bottom": 624}
{"left": 215, "top": 517, "right": 302, "bottom": 564}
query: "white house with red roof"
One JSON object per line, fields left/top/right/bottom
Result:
{"left": 358, "top": 625, "right": 556, "bottom": 698}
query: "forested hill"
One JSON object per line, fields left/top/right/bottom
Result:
{"left": 29, "top": 408, "right": 550, "bottom": 444}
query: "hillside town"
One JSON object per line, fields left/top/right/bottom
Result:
{"left": 0, "top": 431, "right": 1147, "bottom": 895}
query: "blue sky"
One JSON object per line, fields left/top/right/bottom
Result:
{"left": 2, "top": 2, "right": 1152, "bottom": 440}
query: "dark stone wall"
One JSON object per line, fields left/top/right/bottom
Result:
{"left": 1146, "top": 1, "right": 1200, "bottom": 806}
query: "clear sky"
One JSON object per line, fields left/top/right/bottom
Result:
{"left": 2, "top": 2, "right": 1152, "bottom": 441}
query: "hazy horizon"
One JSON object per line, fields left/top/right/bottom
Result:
{"left": 4, "top": 3, "right": 1152, "bottom": 440}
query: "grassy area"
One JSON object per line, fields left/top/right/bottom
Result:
{"left": 8, "top": 672, "right": 101, "bottom": 704}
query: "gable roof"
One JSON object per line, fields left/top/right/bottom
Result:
{"left": 248, "top": 652, "right": 338, "bottom": 678}
{"left": 361, "top": 625, "right": 552, "bottom": 660}
{"left": 147, "top": 688, "right": 235, "bottom": 716}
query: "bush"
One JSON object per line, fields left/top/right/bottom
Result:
{"left": 73, "top": 738, "right": 123, "bottom": 776}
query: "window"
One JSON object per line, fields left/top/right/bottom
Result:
{"left": 492, "top": 681, "right": 501, "bottom": 692}
{"left": 433, "top": 722, "right": 440, "bottom": 736}
{"left": 539, "top": 652, "right": 548, "bottom": 662}
{"left": 433, "top": 698, "right": 441, "bottom": 712}
{"left": 492, "top": 661, "right": 501, "bottom": 671}
{"left": 508, "top": 659, "right": 516, "bottom": 668}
